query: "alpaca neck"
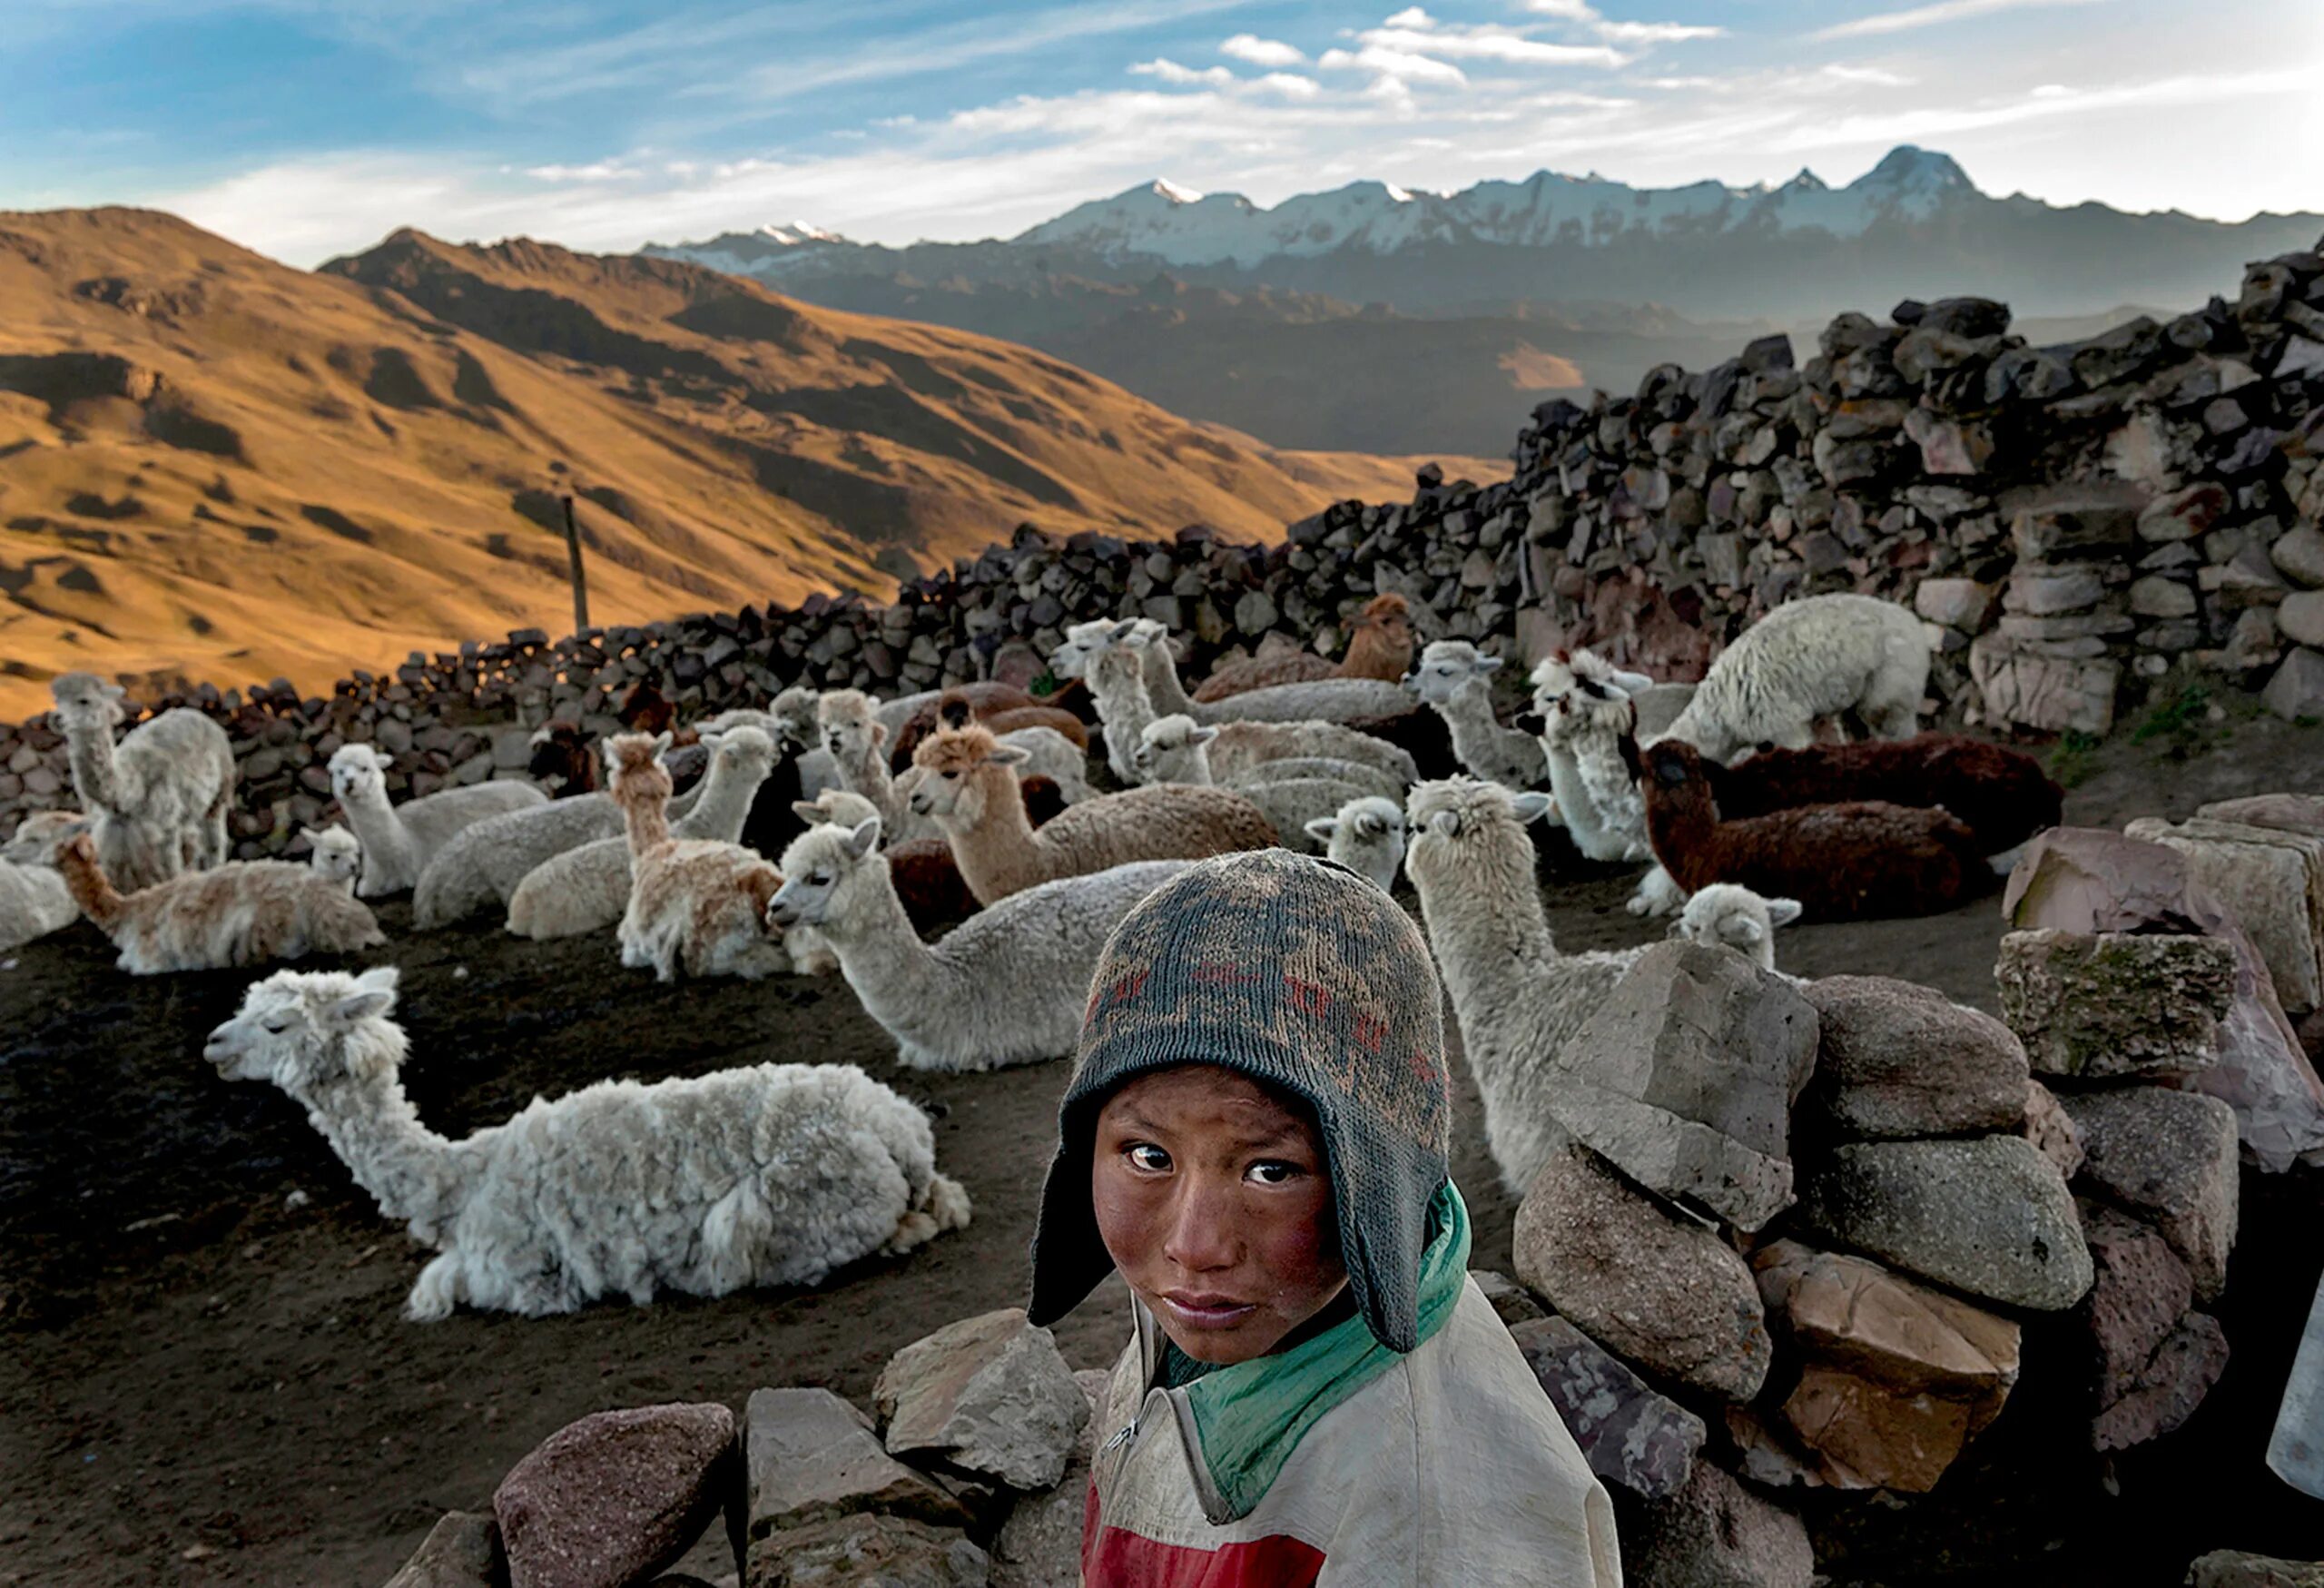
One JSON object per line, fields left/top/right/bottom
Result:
{"left": 1415, "top": 842, "right": 1556, "bottom": 1050}
{"left": 1540, "top": 739, "right": 1604, "bottom": 843}
{"left": 1140, "top": 646, "right": 1198, "bottom": 717}
{"left": 296, "top": 1057, "right": 473, "bottom": 1239}
{"left": 1179, "top": 742, "right": 1216, "bottom": 785}
{"left": 1436, "top": 682, "right": 1512, "bottom": 769}
{"left": 819, "top": 863, "right": 950, "bottom": 1009}
{"left": 62, "top": 720, "right": 127, "bottom": 815}
{"left": 1644, "top": 784, "right": 1714, "bottom": 885}
{"left": 940, "top": 774, "right": 1041, "bottom": 899}
{"left": 1341, "top": 626, "right": 1409, "bottom": 682}
{"left": 617, "top": 783, "right": 674, "bottom": 859}
{"left": 1093, "top": 669, "right": 1157, "bottom": 745}
{"left": 675, "top": 755, "right": 768, "bottom": 843}
{"left": 340, "top": 786, "right": 419, "bottom": 880}
{"left": 57, "top": 844, "right": 129, "bottom": 932}
{"left": 833, "top": 741, "right": 907, "bottom": 831}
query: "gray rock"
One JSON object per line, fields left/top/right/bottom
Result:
{"left": 2095, "top": 1308, "right": 2230, "bottom": 1455}
{"left": 2264, "top": 648, "right": 2324, "bottom": 724}
{"left": 2138, "top": 482, "right": 2230, "bottom": 543}
{"left": 747, "top": 1388, "right": 969, "bottom": 1543}
{"left": 2122, "top": 816, "right": 2324, "bottom": 1015}
{"left": 496, "top": 1403, "right": 736, "bottom": 1588}
{"left": 1994, "top": 930, "right": 2235, "bottom": 1080}
{"left": 749, "top": 1514, "right": 989, "bottom": 1588}
{"left": 1796, "top": 1135, "right": 2093, "bottom": 1311}
{"left": 1969, "top": 636, "right": 2119, "bottom": 735}
{"left": 2187, "top": 1553, "right": 2324, "bottom": 1588}
{"left": 876, "top": 1309, "right": 1091, "bottom": 1492}
{"left": 2272, "top": 524, "right": 2324, "bottom": 589}
{"left": 385, "top": 1511, "right": 502, "bottom": 1588}
{"left": 2130, "top": 576, "right": 2200, "bottom": 618}
{"left": 1624, "top": 1460, "right": 1815, "bottom": 1588}
{"left": 2005, "top": 566, "right": 2107, "bottom": 616}
{"left": 2280, "top": 591, "right": 2324, "bottom": 650}
{"left": 1508, "top": 1316, "right": 1708, "bottom": 1499}
{"left": 1914, "top": 577, "right": 1995, "bottom": 632}
{"left": 2062, "top": 1087, "right": 2240, "bottom": 1303}
{"left": 988, "top": 1370, "right": 1108, "bottom": 1588}
{"left": 2012, "top": 488, "right": 2142, "bottom": 560}
{"left": 1804, "top": 975, "right": 2029, "bottom": 1139}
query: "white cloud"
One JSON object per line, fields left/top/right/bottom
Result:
{"left": 1811, "top": 0, "right": 2108, "bottom": 42}
{"left": 1360, "top": 23, "right": 1630, "bottom": 66}
{"left": 1820, "top": 63, "right": 1915, "bottom": 86}
{"left": 1522, "top": 0, "right": 1598, "bottom": 16}
{"left": 1219, "top": 33, "right": 1305, "bottom": 66}
{"left": 1383, "top": 5, "right": 1434, "bottom": 25}
{"left": 521, "top": 160, "right": 644, "bottom": 182}
{"left": 1256, "top": 73, "right": 1324, "bottom": 97}
{"left": 1767, "top": 64, "right": 2311, "bottom": 149}
{"left": 1592, "top": 19, "right": 1725, "bottom": 43}
{"left": 1130, "top": 57, "right": 1236, "bottom": 84}
{"left": 1319, "top": 44, "right": 1472, "bottom": 86}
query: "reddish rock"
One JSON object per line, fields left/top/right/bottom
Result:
{"left": 2024, "top": 1079, "right": 2087, "bottom": 1179}
{"left": 496, "top": 1403, "right": 737, "bottom": 1588}
{"left": 2079, "top": 1202, "right": 2230, "bottom": 1451}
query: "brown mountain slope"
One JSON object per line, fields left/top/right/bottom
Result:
{"left": 0, "top": 210, "right": 1482, "bottom": 718}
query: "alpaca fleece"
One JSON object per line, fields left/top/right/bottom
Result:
{"left": 50, "top": 672, "right": 236, "bottom": 891}
{"left": 412, "top": 794, "right": 625, "bottom": 928}
{"left": 1191, "top": 592, "right": 1416, "bottom": 702}
{"left": 204, "top": 967, "right": 970, "bottom": 1319}
{"left": 793, "top": 790, "right": 981, "bottom": 934}
{"left": 307, "top": 826, "right": 363, "bottom": 893}
{"left": 884, "top": 682, "right": 1037, "bottom": 770}
{"left": 1172, "top": 717, "right": 1420, "bottom": 786}
{"left": 1531, "top": 663, "right": 1652, "bottom": 864}
{"left": 0, "top": 812, "right": 80, "bottom": 950}
{"left": 1658, "top": 593, "right": 1931, "bottom": 764}
{"left": 1703, "top": 734, "right": 2064, "bottom": 854}
{"left": 329, "top": 744, "right": 548, "bottom": 897}
{"left": 609, "top": 735, "right": 787, "bottom": 981}
{"left": 1405, "top": 640, "right": 1542, "bottom": 789}
{"left": 1131, "top": 715, "right": 1406, "bottom": 802}
{"left": 1675, "top": 883, "right": 1803, "bottom": 975}
{"left": 57, "top": 832, "right": 382, "bottom": 974}
{"left": 935, "top": 693, "right": 1090, "bottom": 753}
{"left": 1305, "top": 794, "right": 1407, "bottom": 893}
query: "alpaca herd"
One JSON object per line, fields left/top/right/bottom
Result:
{"left": 15, "top": 583, "right": 2071, "bottom": 1320}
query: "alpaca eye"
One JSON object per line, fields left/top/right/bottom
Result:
{"left": 810, "top": 873, "right": 832, "bottom": 887}
{"left": 943, "top": 770, "right": 958, "bottom": 781}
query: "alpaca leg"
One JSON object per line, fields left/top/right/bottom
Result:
{"left": 1626, "top": 864, "right": 1685, "bottom": 917}
{"left": 406, "top": 1254, "right": 463, "bottom": 1321}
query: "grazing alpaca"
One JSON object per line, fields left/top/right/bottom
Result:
{"left": 1192, "top": 593, "right": 1418, "bottom": 702}
{"left": 884, "top": 682, "right": 1039, "bottom": 771}
{"left": 1642, "top": 740, "right": 1987, "bottom": 922}
{"left": 0, "top": 811, "right": 81, "bottom": 950}
{"left": 608, "top": 734, "right": 787, "bottom": 981}
{"left": 329, "top": 744, "right": 547, "bottom": 897}
{"left": 506, "top": 727, "right": 778, "bottom": 941}
{"left": 307, "top": 826, "right": 363, "bottom": 893}
{"left": 525, "top": 721, "right": 598, "bottom": 796}
{"left": 1403, "top": 778, "right": 1649, "bottom": 1194}
{"left": 772, "top": 818, "right": 1187, "bottom": 1070}
{"left": 1657, "top": 593, "right": 1932, "bottom": 764}
{"left": 1305, "top": 795, "right": 1407, "bottom": 893}
{"left": 49, "top": 673, "right": 236, "bottom": 890}
{"left": 204, "top": 966, "right": 970, "bottom": 1319}
{"left": 792, "top": 790, "right": 981, "bottom": 933}
{"left": 55, "top": 832, "right": 382, "bottom": 974}
{"left": 1403, "top": 642, "right": 1542, "bottom": 789}
{"left": 908, "top": 725, "right": 1275, "bottom": 906}
{"left": 1673, "top": 883, "right": 1802, "bottom": 974}
{"left": 1702, "top": 735, "right": 2064, "bottom": 859}
{"left": 1521, "top": 650, "right": 1655, "bottom": 864}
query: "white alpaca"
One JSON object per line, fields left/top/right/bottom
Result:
{"left": 413, "top": 793, "right": 625, "bottom": 929}
{"left": 203, "top": 966, "right": 971, "bottom": 1320}
{"left": 1076, "top": 636, "right": 1157, "bottom": 784}
{"left": 1525, "top": 653, "right": 1654, "bottom": 866}
{"left": 1130, "top": 717, "right": 1403, "bottom": 802}
{"left": 306, "top": 827, "right": 363, "bottom": 894}
{"left": 1673, "top": 883, "right": 1802, "bottom": 975}
{"left": 1656, "top": 593, "right": 1931, "bottom": 764}
{"left": 1403, "top": 642, "right": 1542, "bottom": 789}
{"left": 505, "top": 727, "right": 779, "bottom": 941}
{"left": 328, "top": 744, "right": 547, "bottom": 898}
{"left": 713, "top": 694, "right": 838, "bottom": 802}
{"left": 817, "top": 690, "right": 940, "bottom": 843}
{"left": 1122, "top": 622, "right": 1412, "bottom": 727}
{"left": 55, "top": 831, "right": 383, "bottom": 975}
{"left": 1140, "top": 715, "right": 1417, "bottom": 787}
{"left": 608, "top": 735, "right": 787, "bottom": 981}
{"left": 1304, "top": 796, "right": 1406, "bottom": 893}
{"left": 49, "top": 673, "right": 235, "bottom": 890}
{"left": 0, "top": 811, "right": 82, "bottom": 950}
{"left": 1403, "top": 777, "right": 1650, "bottom": 1195}
{"left": 772, "top": 818, "right": 1188, "bottom": 1071}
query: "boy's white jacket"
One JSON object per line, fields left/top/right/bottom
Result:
{"left": 1084, "top": 1277, "right": 1624, "bottom": 1586}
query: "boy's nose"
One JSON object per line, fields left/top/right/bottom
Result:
{"left": 1159, "top": 1177, "right": 1242, "bottom": 1275}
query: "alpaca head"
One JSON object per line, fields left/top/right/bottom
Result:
{"left": 1546, "top": 666, "right": 1641, "bottom": 748}
{"left": 1673, "top": 883, "right": 1802, "bottom": 971}
{"left": 936, "top": 690, "right": 979, "bottom": 732}
{"left": 1403, "top": 777, "right": 1551, "bottom": 897}
{"left": 203, "top": 966, "right": 406, "bottom": 1094}
{"left": 816, "top": 689, "right": 884, "bottom": 765}
{"left": 1402, "top": 640, "right": 1501, "bottom": 705}
{"left": 604, "top": 732, "right": 675, "bottom": 808}
{"left": 1531, "top": 648, "right": 1654, "bottom": 715}
{"left": 767, "top": 818, "right": 884, "bottom": 929}
{"left": 1085, "top": 644, "right": 1148, "bottom": 705}
{"left": 3, "top": 810, "right": 86, "bottom": 867}
{"left": 702, "top": 725, "right": 778, "bottom": 788}
{"left": 1132, "top": 715, "right": 1216, "bottom": 782}
{"left": 1305, "top": 794, "right": 1406, "bottom": 887}
{"left": 790, "top": 788, "right": 882, "bottom": 830}
{"left": 1050, "top": 617, "right": 1140, "bottom": 680}
{"left": 768, "top": 686, "right": 822, "bottom": 751}
{"left": 525, "top": 721, "right": 595, "bottom": 794}
{"left": 328, "top": 743, "right": 392, "bottom": 808}
{"left": 1646, "top": 739, "right": 1705, "bottom": 792}
{"left": 1350, "top": 593, "right": 1415, "bottom": 654}
{"left": 49, "top": 672, "right": 128, "bottom": 735}
{"left": 307, "top": 825, "right": 362, "bottom": 888}
{"left": 906, "top": 726, "right": 1029, "bottom": 823}
{"left": 616, "top": 681, "right": 675, "bottom": 735}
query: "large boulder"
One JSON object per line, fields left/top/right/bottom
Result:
{"left": 876, "top": 1309, "right": 1092, "bottom": 1492}
{"left": 1994, "top": 930, "right": 2235, "bottom": 1080}
{"left": 2123, "top": 816, "right": 2324, "bottom": 1014}
{"left": 1803, "top": 975, "right": 2028, "bottom": 1137}
{"left": 384, "top": 1512, "right": 502, "bottom": 1588}
{"left": 2062, "top": 1087, "right": 2241, "bottom": 1302}
{"left": 1622, "top": 1460, "right": 1815, "bottom": 1588}
{"left": 1795, "top": 1135, "right": 2093, "bottom": 1311}
{"left": 1512, "top": 1140, "right": 1773, "bottom": 1402}
{"left": 1507, "top": 1316, "right": 1708, "bottom": 1499}
{"left": 746, "top": 1388, "right": 970, "bottom": 1543}
{"left": 495, "top": 1403, "right": 737, "bottom": 1588}
{"left": 2079, "top": 1203, "right": 2228, "bottom": 1451}
{"left": 1547, "top": 942, "right": 1819, "bottom": 1230}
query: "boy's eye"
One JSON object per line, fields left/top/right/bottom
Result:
{"left": 1246, "top": 1160, "right": 1302, "bottom": 1187}
{"left": 1126, "top": 1144, "right": 1171, "bottom": 1173}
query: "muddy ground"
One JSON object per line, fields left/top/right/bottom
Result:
{"left": 4, "top": 716, "right": 2322, "bottom": 1586}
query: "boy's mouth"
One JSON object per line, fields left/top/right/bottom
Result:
{"left": 1158, "top": 1291, "right": 1258, "bottom": 1330}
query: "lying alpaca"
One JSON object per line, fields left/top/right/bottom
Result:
{"left": 1192, "top": 592, "right": 1417, "bottom": 702}
{"left": 933, "top": 689, "right": 1091, "bottom": 754}
{"left": 1702, "top": 735, "right": 2064, "bottom": 858}
{"left": 1403, "top": 642, "right": 1541, "bottom": 789}
{"left": 773, "top": 818, "right": 1188, "bottom": 1071}
{"left": 525, "top": 720, "right": 599, "bottom": 796}
{"left": 307, "top": 827, "right": 363, "bottom": 893}
{"left": 792, "top": 790, "right": 980, "bottom": 934}
{"left": 506, "top": 727, "right": 778, "bottom": 941}
{"left": 1643, "top": 740, "right": 1987, "bottom": 922}
{"left": 1305, "top": 796, "right": 1406, "bottom": 893}
{"left": 1131, "top": 717, "right": 1405, "bottom": 803}
{"left": 1131, "top": 623, "right": 1416, "bottom": 729}
{"left": 1657, "top": 593, "right": 1931, "bottom": 764}
{"left": 609, "top": 734, "right": 787, "bottom": 981}
{"left": 330, "top": 744, "right": 547, "bottom": 897}
{"left": 1673, "top": 883, "right": 1802, "bottom": 974}
{"left": 0, "top": 811, "right": 81, "bottom": 951}
{"left": 1142, "top": 715, "right": 1419, "bottom": 787}
{"left": 908, "top": 725, "right": 1275, "bottom": 905}
{"left": 204, "top": 967, "right": 970, "bottom": 1319}
{"left": 413, "top": 794, "right": 625, "bottom": 929}
{"left": 50, "top": 673, "right": 236, "bottom": 889}
{"left": 1403, "top": 777, "right": 1649, "bottom": 1194}
{"left": 55, "top": 832, "right": 382, "bottom": 974}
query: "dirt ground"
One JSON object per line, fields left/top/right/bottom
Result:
{"left": 4, "top": 716, "right": 2322, "bottom": 1587}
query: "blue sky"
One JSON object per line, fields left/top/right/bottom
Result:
{"left": 4, "top": 0, "right": 2319, "bottom": 264}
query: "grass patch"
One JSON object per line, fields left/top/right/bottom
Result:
{"left": 2130, "top": 679, "right": 2226, "bottom": 762}
{"left": 2046, "top": 730, "right": 2103, "bottom": 788}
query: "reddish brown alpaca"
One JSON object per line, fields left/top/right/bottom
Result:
{"left": 1192, "top": 593, "right": 1418, "bottom": 703}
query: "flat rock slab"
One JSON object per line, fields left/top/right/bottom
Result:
{"left": 749, "top": 1514, "right": 990, "bottom": 1588}
{"left": 2063, "top": 1086, "right": 2240, "bottom": 1303}
{"left": 747, "top": 1387, "right": 969, "bottom": 1542}
{"left": 385, "top": 1511, "right": 502, "bottom": 1588}
{"left": 1508, "top": 1316, "right": 1708, "bottom": 1499}
{"left": 497, "top": 1402, "right": 736, "bottom": 1588}
{"left": 2124, "top": 816, "right": 2324, "bottom": 1014}
{"left": 1995, "top": 930, "right": 2233, "bottom": 1080}
{"left": 1624, "top": 1459, "right": 1815, "bottom": 1588}
{"left": 1796, "top": 1135, "right": 2093, "bottom": 1311}
{"left": 1805, "top": 975, "right": 2029, "bottom": 1138}
{"left": 876, "top": 1308, "right": 1090, "bottom": 1492}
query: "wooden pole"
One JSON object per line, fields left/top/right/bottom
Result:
{"left": 559, "top": 492, "right": 589, "bottom": 634}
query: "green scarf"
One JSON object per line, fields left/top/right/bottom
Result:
{"left": 1169, "top": 1181, "right": 1472, "bottom": 1520}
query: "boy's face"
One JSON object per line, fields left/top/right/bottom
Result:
{"left": 1091, "top": 1065, "right": 1348, "bottom": 1366}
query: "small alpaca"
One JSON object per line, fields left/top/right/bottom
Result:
{"left": 307, "top": 826, "right": 363, "bottom": 894}
{"left": 1192, "top": 592, "right": 1418, "bottom": 701}
{"left": 791, "top": 789, "right": 980, "bottom": 934}
{"left": 506, "top": 727, "right": 779, "bottom": 941}
{"left": 1656, "top": 593, "right": 1932, "bottom": 764}
{"left": 772, "top": 817, "right": 1189, "bottom": 1071}
{"left": 1703, "top": 734, "right": 2065, "bottom": 859}
{"left": 525, "top": 721, "right": 598, "bottom": 795}
{"left": 55, "top": 831, "right": 383, "bottom": 974}
{"left": 1403, "top": 777, "right": 1650, "bottom": 1194}
{"left": 1673, "top": 883, "right": 1802, "bottom": 974}
{"left": 1403, "top": 642, "right": 1542, "bottom": 789}
{"left": 329, "top": 744, "right": 547, "bottom": 897}
{"left": 0, "top": 811, "right": 82, "bottom": 951}
{"left": 1521, "top": 650, "right": 1656, "bottom": 864}
{"left": 908, "top": 725, "right": 1275, "bottom": 906}
{"left": 204, "top": 966, "right": 971, "bottom": 1319}
{"left": 1305, "top": 795, "right": 1406, "bottom": 893}
{"left": 608, "top": 734, "right": 787, "bottom": 981}
{"left": 730, "top": 694, "right": 840, "bottom": 803}
{"left": 1642, "top": 740, "right": 1987, "bottom": 922}
{"left": 49, "top": 673, "right": 236, "bottom": 890}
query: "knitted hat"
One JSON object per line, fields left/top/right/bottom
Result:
{"left": 1026, "top": 849, "right": 1450, "bottom": 1353}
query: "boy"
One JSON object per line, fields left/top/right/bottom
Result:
{"left": 1028, "top": 849, "right": 1622, "bottom": 1585}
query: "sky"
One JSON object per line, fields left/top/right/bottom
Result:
{"left": 3, "top": 0, "right": 2320, "bottom": 267}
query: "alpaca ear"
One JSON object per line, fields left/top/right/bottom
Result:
{"left": 1429, "top": 810, "right": 1461, "bottom": 837}
{"left": 1509, "top": 791, "right": 1554, "bottom": 824}
{"left": 791, "top": 800, "right": 825, "bottom": 823}
{"left": 102, "top": 682, "right": 127, "bottom": 701}
{"left": 330, "top": 979, "right": 397, "bottom": 1025}
{"left": 1359, "top": 813, "right": 1390, "bottom": 838}
{"left": 1513, "top": 709, "right": 1544, "bottom": 735}
{"left": 653, "top": 730, "right": 674, "bottom": 755}
{"left": 1477, "top": 655, "right": 1505, "bottom": 675}
{"left": 1732, "top": 919, "right": 1766, "bottom": 946}
{"left": 1108, "top": 619, "right": 1140, "bottom": 645}
{"left": 1305, "top": 817, "right": 1340, "bottom": 843}
{"left": 845, "top": 816, "right": 882, "bottom": 857}
{"left": 872, "top": 722, "right": 889, "bottom": 748}
{"left": 988, "top": 744, "right": 1032, "bottom": 766}
{"left": 1189, "top": 725, "right": 1219, "bottom": 745}
{"left": 1766, "top": 898, "right": 1804, "bottom": 928}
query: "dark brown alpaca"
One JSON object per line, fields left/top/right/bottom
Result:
{"left": 1703, "top": 735, "right": 2063, "bottom": 855}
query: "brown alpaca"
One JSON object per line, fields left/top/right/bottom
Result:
{"left": 527, "top": 721, "right": 600, "bottom": 796}
{"left": 1192, "top": 593, "right": 1418, "bottom": 703}
{"left": 886, "top": 682, "right": 1039, "bottom": 769}
{"left": 934, "top": 692, "right": 1091, "bottom": 751}
{"left": 607, "top": 734, "right": 786, "bottom": 981}
{"left": 909, "top": 725, "right": 1275, "bottom": 905}
{"left": 56, "top": 832, "right": 383, "bottom": 975}
{"left": 1702, "top": 735, "right": 2064, "bottom": 856}
{"left": 1643, "top": 740, "right": 1988, "bottom": 922}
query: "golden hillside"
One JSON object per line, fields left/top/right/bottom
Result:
{"left": 0, "top": 209, "right": 1482, "bottom": 718}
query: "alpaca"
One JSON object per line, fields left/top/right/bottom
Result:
{"left": 1304, "top": 796, "right": 1407, "bottom": 893}
{"left": 908, "top": 725, "right": 1275, "bottom": 905}
{"left": 411, "top": 793, "right": 625, "bottom": 930}
{"left": 1521, "top": 650, "right": 1655, "bottom": 865}
{"left": 931, "top": 689, "right": 1091, "bottom": 753}
{"left": 792, "top": 790, "right": 981, "bottom": 934}
{"left": 307, "top": 827, "right": 363, "bottom": 894}
{"left": 1642, "top": 740, "right": 1988, "bottom": 922}
{"left": 608, "top": 734, "right": 787, "bottom": 981}
{"left": 773, "top": 818, "right": 1188, "bottom": 1071}
{"left": 1701, "top": 735, "right": 2064, "bottom": 858}
{"left": 0, "top": 811, "right": 80, "bottom": 951}
{"left": 884, "top": 682, "right": 1039, "bottom": 770}
{"left": 506, "top": 727, "right": 778, "bottom": 941}
{"left": 724, "top": 695, "right": 839, "bottom": 804}
{"left": 1134, "top": 715, "right": 1418, "bottom": 787}
{"left": 1673, "top": 883, "right": 1803, "bottom": 974}
{"left": 1130, "top": 717, "right": 1404, "bottom": 803}
{"left": 49, "top": 673, "right": 236, "bottom": 890}
{"left": 204, "top": 966, "right": 971, "bottom": 1319}
{"left": 329, "top": 744, "right": 547, "bottom": 897}
{"left": 818, "top": 690, "right": 942, "bottom": 843}
{"left": 1403, "top": 642, "right": 1542, "bottom": 789}
{"left": 1403, "top": 777, "right": 1649, "bottom": 1194}
{"left": 1129, "top": 623, "right": 1416, "bottom": 728}
{"left": 1079, "top": 636, "right": 1160, "bottom": 784}
{"left": 55, "top": 832, "right": 383, "bottom": 974}
{"left": 1656, "top": 594, "right": 1932, "bottom": 764}
{"left": 526, "top": 720, "right": 599, "bottom": 796}
{"left": 1192, "top": 593, "right": 1418, "bottom": 702}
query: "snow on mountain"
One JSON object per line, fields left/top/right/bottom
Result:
{"left": 639, "top": 220, "right": 852, "bottom": 279}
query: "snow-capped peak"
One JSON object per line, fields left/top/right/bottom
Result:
{"left": 1152, "top": 179, "right": 1206, "bottom": 205}
{"left": 760, "top": 221, "right": 845, "bottom": 246}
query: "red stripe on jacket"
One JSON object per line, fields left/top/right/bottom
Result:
{"left": 1082, "top": 1483, "right": 1327, "bottom": 1587}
